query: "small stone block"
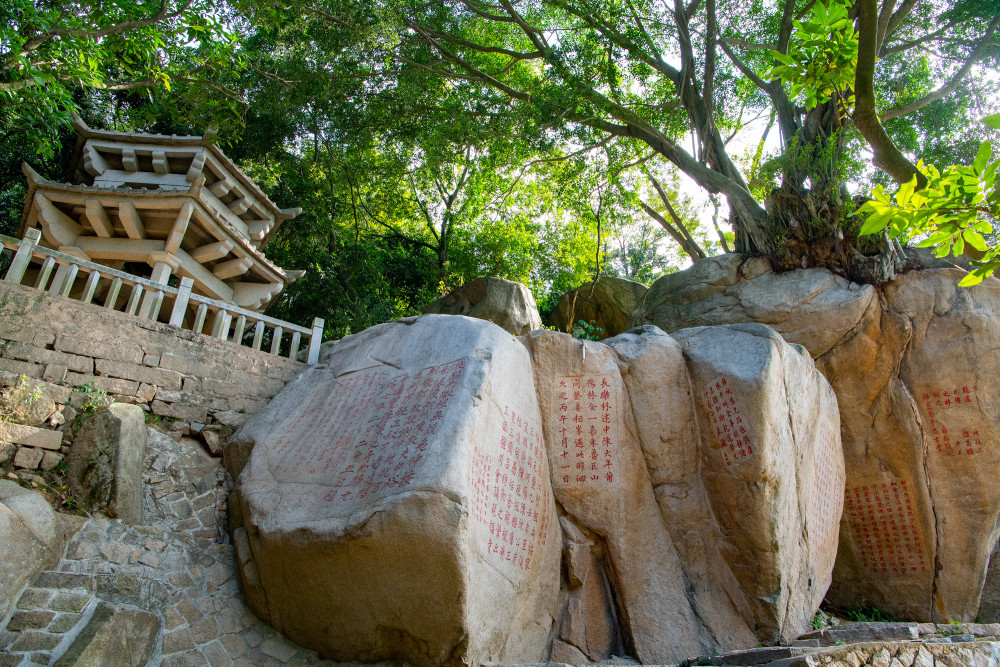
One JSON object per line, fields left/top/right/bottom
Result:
{"left": 6, "top": 610, "right": 56, "bottom": 631}
{"left": 48, "top": 612, "right": 83, "bottom": 634}
{"left": 9, "top": 630, "right": 61, "bottom": 652}
{"left": 32, "top": 572, "right": 94, "bottom": 591}
{"left": 17, "top": 588, "right": 53, "bottom": 610}
{"left": 1, "top": 422, "right": 64, "bottom": 450}
{"left": 40, "top": 450, "right": 63, "bottom": 471}
{"left": 48, "top": 591, "right": 92, "bottom": 613}
{"left": 13, "top": 446, "right": 44, "bottom": 469}
{"left": 162, "top": 629, "right": 196, "bottom": 654}
{"left": 259, "top": 638, "right": 298, "bottom": 661}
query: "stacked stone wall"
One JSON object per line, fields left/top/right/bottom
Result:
{"left": 0, "top": 281, "right": 303, "bottom": 474}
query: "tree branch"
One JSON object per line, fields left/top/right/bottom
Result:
{"left": 881, "top": 15, "right": 1000, "bottom": 121}
{"left": 853, "top": 0, "right": 926, "bottom": 187}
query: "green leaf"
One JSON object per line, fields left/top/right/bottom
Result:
{"left": 974, "top": 141, "right": 992, "bottom": 173}
{"left": 963, "top": 229, "right": 988, "bottom": 252}
{"left": 985, "top": 114, "right": 1000, "bottom": 130}
{"left": 859, "top": 208, "right": 893, "bottom": 235}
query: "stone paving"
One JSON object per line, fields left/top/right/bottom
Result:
{"left": 0, "top": 427, "right": 337, "bottom": 666}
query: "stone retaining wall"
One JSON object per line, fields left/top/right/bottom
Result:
{"left": 0, "top": 280, "right": 302, "bottom": 425}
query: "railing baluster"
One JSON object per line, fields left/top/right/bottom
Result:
{"left": 233, "top": 315, "right": 247, "bottom": 345}
{"left": 81, "top": 270, "right": 101, "bottom": 304}
{"left": 169, "top": 276, "right": 194, "bottom": 327}
{"left": 193, "top": 303, "right": 208, "bottom": 334}
{"left": 35, "top": 256, "right": 56, "bottom": 290}
{"left": 104, "top": 277, "right": 123, "bottom": 308}
{"left": 307, "top": 317, "right": 325, "bottom": 364}
{"left": 289, "top": 331, "right": 301, "bottom": 360}
{"left": 212, "top": 309, "right": 231, "bottom": 340}
{"left": 125, "top": 283, "right": 143, "bottom": 315}
{"left": 3, "top": 228, "right": 40, "bottom": 284}
{"left": 270, "top": 326, "right": 283, "bottom": 355}
{"left": 149, "top": 290, "right": 164, "bottom": 320}
{"left": 252, "top": 321, "right": 264, "bottom": 350}
{"left": 57, "top": 263, "right": 79, "bottom": 297}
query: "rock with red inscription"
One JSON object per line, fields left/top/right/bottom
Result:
{"left": 605, "top": 326, "right": 758, "bottom": 652}
{"left": 625, "top": 255, "right": 1000, "bottom": 622}
{"left": 227, "top": 315, "right": 561, "bottom": 667}
{"left": 672, "top": 323, "right": 844, "bottom": 644}
{"left": 525, "top": 329, "right": 713, "bottom": 663}
{"left": 832, "top": 269, "right": 1000, "bottom": 622}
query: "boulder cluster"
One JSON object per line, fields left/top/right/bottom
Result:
{"left": 227, "top": 257, "right": 1000, "bottom": 667}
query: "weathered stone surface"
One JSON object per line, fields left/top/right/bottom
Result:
{"left": 0, "top": 481, "right": 63, "bottom": 626}
{"left": 627, "top": 255, "right": 1000, "bottom": 623}
{"left": 555, "top": 517, "right": 625, "bottom": 662}
{"left": 527, "top": 329, "right": 710, "bottom": 662}
{"left": 66, "top": 403, "right": 146, "bottom": 523}
{"left": 228, "top": 315, "right": 561, "bottom": 666}
{"left": 13, "top": 445, "right": 44, "bottom": 469}
{"left": 549, "top": 277, "right": 648, "bottom": 339}
{"left": 979, "top": 541, "right": 1000, "bottom": 622}
{"left": 672, "top": 324, "right": 844, "bottom": 644}
{"left": 605, "top": 326, "right": 758, "bottom": 652}
{"left": 0, "top": 379, "right": 57, "bottom": 426}
{"left": 878, "top": 269, "right": 1000, "bottom": 621}
{"left": 628, "top": 255, "right": 876, "bottom": 358}
{"left": 422, "top": 277, "right": 543, "bottom": 335}
{"left": 52, "top": 601, "right": 160, "bottom": 667}
{"left": 0, "top": 422, "right": 63, "bottom": 450}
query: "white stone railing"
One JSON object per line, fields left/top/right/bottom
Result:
{"left": 1, "top": 229, "right": 324, "bottom": 364}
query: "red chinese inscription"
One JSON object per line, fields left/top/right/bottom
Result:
{"left": 470, "top": 406, "right": 550, "bottom": 571}
{"left": 845, "top": 480, "right": 926, "bottom": 575}
{"left": 808, "top": 423, "right": 843, "bottom": 546}
{"left": 552, "top": 374, "right": 618, "bottom": 485}
{"left": 921, "top": 387, "right": 983, "bottom": 457}
{"left": 267, "top": 358, "right": 468, "bottom": 501}
{"left": 703, "top": 376, "right": 752, "bottom": 466}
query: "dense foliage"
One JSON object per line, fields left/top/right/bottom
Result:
{"left": 2, "top": 0, "right": 998, "bottom": 336}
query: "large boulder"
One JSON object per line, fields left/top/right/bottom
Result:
{"left": 227, "top": 315, "right": 561, "bottom": 666}
{"left": 549, "top": 277, "right": 649, "bottom": 339}
{"left": 671, "top": 324, "right": 844, "bottom": 643}
{"left": 0, "top": 481, "right": 67, "bottom": 626}
{"left": 629, "top": 254, "right": 1000, "bottom": 622}
{"left": 605, "top": 326, "right": 759, "bottom": 652}
{"left": 526, "top": 329, "right": 711, "bottom": 663}
{"left": 67, "top": 402, "right": 146, "bottom": 523}
{"left": 422, "top": 277, "right": 542, "bottom": 335}
{"left": 524, "top": 324, "right": 842, "bottom": 657}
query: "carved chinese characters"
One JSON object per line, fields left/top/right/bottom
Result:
{"left": 527, "top": 330, "right": 713, "bottom": 663}
{"left": 809, "top": 424, "right": 844, "bottom": 555}
{"left": 844, "top": 480, "right": 927, "bottom": 576}
{"left": 551, "top": 375, "right": 619, "bottom": 486}
{"left": 264, "top": 359, "right": 465, "bottom": 506}
{"left": 702, "top": 375, "right": 753, "bottom": 466}
{"left": 228, "top": 315, "right": 561, "bottom": 667}
{"left": 920, "top": 387, "right": 984, "bottom": 458}
{"left": 673, "top": 324, "right": 843, "bottom": 644}
{"left": 469, "top": 405, "right": 552, "bottom": 575}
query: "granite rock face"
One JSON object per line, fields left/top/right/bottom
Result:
{"left": 422, "top": 277, "right": 543, "bottom": 335}
{"left": 629, "top": 255, "right": 1000, "bottom": 622}
{"left": 526, "top": 329, "right": 710, "bottom": 663}
{"left": 0, "top": 481, "right": 66, "bottom": 626}
{"left": 228, "top": 315, "right": 561, "bottom": 667}
{"left": 672, "top": 324, "right": 844, "bottom": 644}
